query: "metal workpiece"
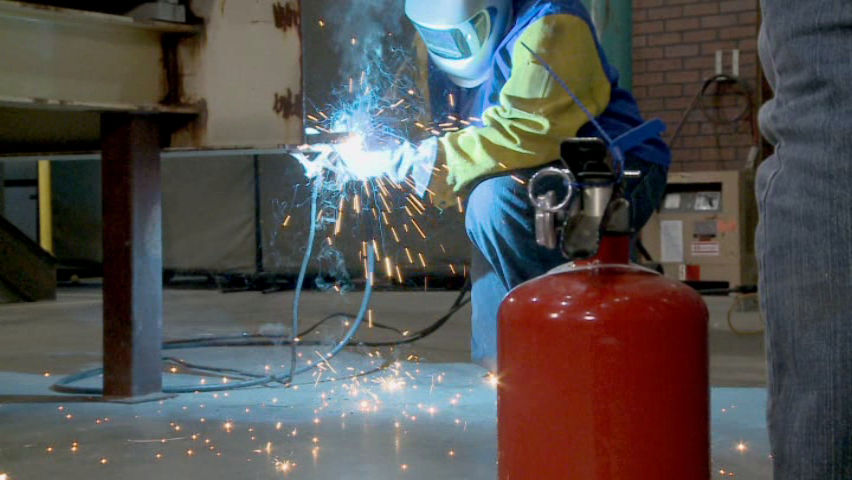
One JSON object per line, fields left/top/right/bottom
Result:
{"left": 0, "top": 0, "right": 199, "bottom": 154}
{"left": 0, "top": 1, "right": 303, "bottom": 400}
{"left": 0, "top": 0, "right": 307, "bottom": 399}
{"left": 128, "top": 0, "right": 186, "bottom": 23}
{"left": 174, "top": 0, "right": 304, "bottom": 150}
{"left": 0, "top": 0, "right": 305, "bottom": 155}
{"left": 0, "top": 1, "right": 182, "bottom": 107}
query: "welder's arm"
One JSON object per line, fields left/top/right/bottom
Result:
{"left": 434, "top": 14, "right": 613, "bottom": 202}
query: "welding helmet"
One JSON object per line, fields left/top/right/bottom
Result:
{"left": 405, "top": 0, "right": 512, "bottom": 88}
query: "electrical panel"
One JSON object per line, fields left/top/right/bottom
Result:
{"left": 642, "top": 171, "right": 758, "bottom": 289}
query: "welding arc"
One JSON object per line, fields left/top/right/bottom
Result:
{"left": 52, "top": 180, "right": 378, "bottom": 395}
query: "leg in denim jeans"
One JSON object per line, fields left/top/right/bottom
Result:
{"left": 758, "top": 1, "right": 852, "bottom": 477}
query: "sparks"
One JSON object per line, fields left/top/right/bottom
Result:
{"left": 314, "top": 350, "right": 338, "bottom": 374}
{"left": 275, "top": 459, "right": 295, "bottom": 474}
{"left": 372, "top": 239, "right": 381, "bottom": 261}
{"left": 335, "top": 199, "right": 345, "bottom": 235}
{"left": 410, "top": 219, "right": 426, "bottom": 239}
{"left": 384, "top": 257, "right": 393, "bottom": 278}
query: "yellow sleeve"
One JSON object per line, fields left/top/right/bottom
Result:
{"left": 434, "top": 14, "right": 612, "bottom": 200}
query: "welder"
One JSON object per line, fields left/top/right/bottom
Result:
{"left": 337, "top": 0, "right": 671, "bottom": 371}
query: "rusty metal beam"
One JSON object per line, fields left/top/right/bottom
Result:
{"left": 0, "top": 1, "right": 200, "bottom": 33}
{"left": 174, "top": 0, "right": 304, "bottom": 149}
{"left": 101, "top": 112, "right": 163, "bottom": 399}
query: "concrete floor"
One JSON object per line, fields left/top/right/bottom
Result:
{"left": 0, "top": 287, "right": 770, "bottom": 479}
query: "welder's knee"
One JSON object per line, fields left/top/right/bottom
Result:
{"left": 464, "top": 175, "right": 526, "bottom": 247}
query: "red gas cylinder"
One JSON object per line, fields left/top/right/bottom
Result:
{"left": 497, "top": 234, "right": 709, "bottom": 479}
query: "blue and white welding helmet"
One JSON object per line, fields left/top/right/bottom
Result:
{"left": 405, "top": 0, "right": 512, "bottom": 88}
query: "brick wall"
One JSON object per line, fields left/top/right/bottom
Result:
{"left": 633, "top": 0, "right": 760, "bottom": 172}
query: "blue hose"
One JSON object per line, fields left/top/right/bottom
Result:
{"left": 276, "top": 177, "right": 374, "bottom": 384}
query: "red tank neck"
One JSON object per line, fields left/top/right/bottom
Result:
{"left": 575, "top": 235, "right": 632, "bottom": 266}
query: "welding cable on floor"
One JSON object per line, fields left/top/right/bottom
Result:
{"left": 172, "top": 277, "right": 471, "bottom": 350}
{"left": 53, "top": 177, "right": 377, "bottom": 395}
{"left": 322, "top": 278, "right": 471, "bottom": 348}
{"left": 289, "top": 276, "right": 471, "bottom": 346}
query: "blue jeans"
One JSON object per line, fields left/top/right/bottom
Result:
{"left": 465, "top": 160, "right": 668, "bottom": 371}
{"left": 758, "top": 1, "right": 852, "bottom": 478}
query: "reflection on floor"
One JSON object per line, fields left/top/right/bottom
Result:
{"left": 0, "top": 288, "right": 770, "bottom": 479}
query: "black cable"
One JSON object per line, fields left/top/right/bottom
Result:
{"left": 164, "top": 276, "right": 472, "bottom": 347}
{"left": 669, "top": 74, "right": 755, "bottom": 149}
{"left": 297, "top": 313, "right": 407, "bottom": 338}
{"left": 693, "top": 285, "right": 758, "bottom": 295}
{"left": 355, "top": 299, "right": 470, "bottom": 347}
{"left": 161, "top": 278, "right": 472, "bottom": 350}
{"left": 355, "top": 278, "right": 472, "bottom": 347}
